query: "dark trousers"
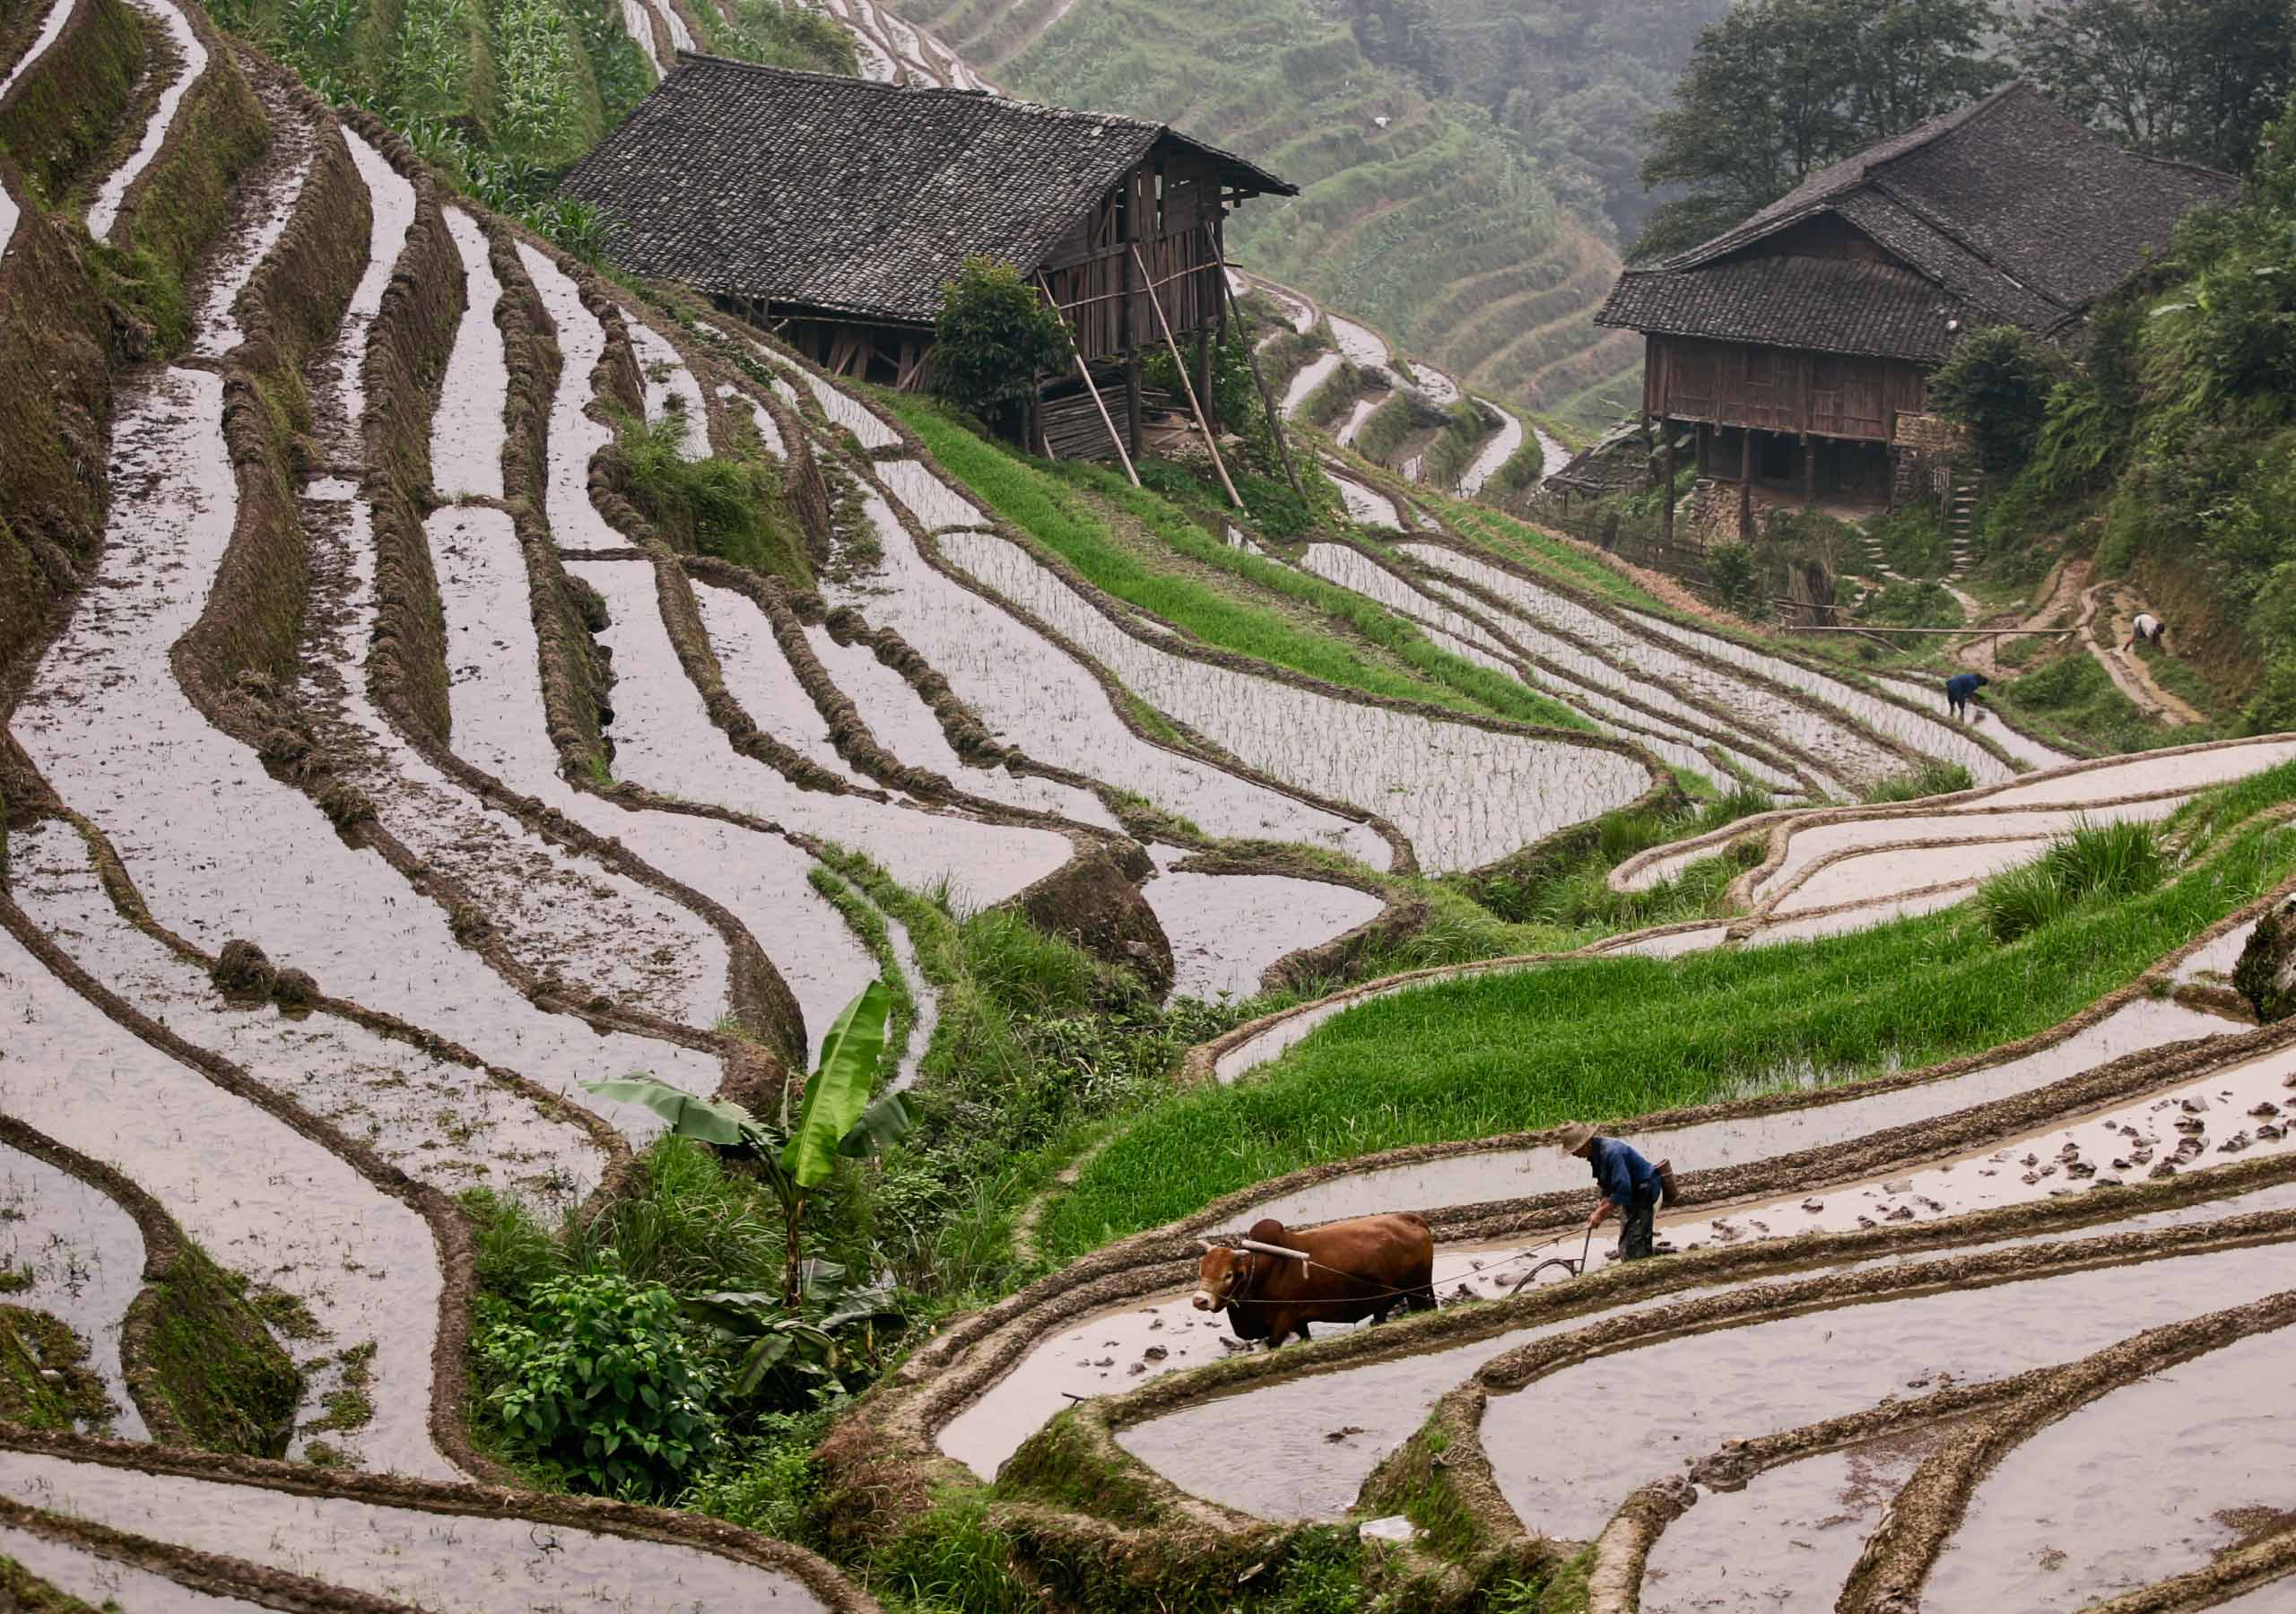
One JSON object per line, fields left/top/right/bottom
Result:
{"left": 1619, "top": 1190, "right": 1658, "bottom": 1262}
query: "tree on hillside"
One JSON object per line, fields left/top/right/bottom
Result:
{"left": 2010, "top": 0, "right": 2294, "bottom": 174}
{"left": 1632, "top": 0, "right": 2006, "bottom": 260}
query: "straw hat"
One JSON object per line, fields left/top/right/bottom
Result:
{"left": 1556, "top": 1123, "right": 1596, "bottom": 1156}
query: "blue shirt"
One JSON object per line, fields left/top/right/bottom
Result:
{"left": 1946, "top": 672, "right": 1983, "bottom": 702}
{"left": 1587, "top": 1137, "right": 1660, "bottom": 1209}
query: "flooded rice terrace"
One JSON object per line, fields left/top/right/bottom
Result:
{"left": 824, "top": 495, "right": 1392, "bottom": 863}
{"left": 1113, "top": 1176, "right": 2296, "bottom": 1525}
{"left": 938, "top": 529, "right": 1654, "bottom": 872}
{"left": 0, "top": 1447, "right": 827, "bottom": 1612}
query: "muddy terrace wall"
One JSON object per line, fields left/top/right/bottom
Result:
{"left": 104, "top": 1, "right": 266, "bottom": 348}
{"left": 0, "top": 1115, "right": 296, "bottom": 1455}
{"left": 865, "top": 1160, "right": 2296, "bottom": 1610}
{"left": 343, "top": 108, "right": 457, "bottom": 742}
{"left": 0, "top": 1425, "right": 884, "bottom": 1614}
{"left": 1344, "top": 1201, "right": 2296, "bottom": 1609}
{"left": 0, "top": 0, "right": 143, "bottom": 206}
{"left": 171, "top": 68, "right": 366, "bottom": 708}
{"left": 0, "top": 165, "right": 114, "bottom": 708}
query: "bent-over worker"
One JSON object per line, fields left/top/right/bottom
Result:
{"left": 2127, "top": 612, "right": 2168, "bottom": 652}
{"left": 1945, "top": 671, "right": 1988, "bottom": 722}
{"left": 1559, "top": 1124, "right": 1662, "bottom": 1262}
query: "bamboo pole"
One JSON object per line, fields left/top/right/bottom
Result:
{"left": 1037, "top": 272, "right": 1139, "bottom": 487}
{"left": 1780, "top": 625, "right": 2076, "bottom": 637}
{"left": 1217, "top": 254, "right": 1307, "bottom": 503}
{"left": 1134, "top": 244, "right": 1242, "bottom": 508}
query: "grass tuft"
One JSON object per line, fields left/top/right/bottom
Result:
{"left": 1980, "top": 817, "right": 2170, "bottom": 942}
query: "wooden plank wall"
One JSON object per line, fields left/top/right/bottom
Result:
{"left": 1039, "top": 152, "right": 1227, "bottom": 365}
{"left": 1647, "top": 334, "right": 1926, "bottom": 442}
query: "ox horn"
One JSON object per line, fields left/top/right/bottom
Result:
{"left": 1196, "top": 1238, "right": 1219, "bottom": 1252}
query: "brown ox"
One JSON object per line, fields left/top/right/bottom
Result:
{"left": 1192, "top": 1212, "right": 1436, "bottom": 1348}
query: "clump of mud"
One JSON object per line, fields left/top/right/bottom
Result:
{"left": 210, "top": 940, "right": 277, "bottom": 998}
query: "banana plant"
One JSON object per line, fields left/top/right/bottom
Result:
{"left": 584, "top": 980, "right": 906, "bottom": 1306}
{"left": 681, "top": 1263, "right": 904, "bottom": 1399}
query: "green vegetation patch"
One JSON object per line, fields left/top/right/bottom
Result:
{"left": 1039, "top": 782, "right": 2296, "bottom": 1258}
{"left": 1865, "top": 504, "right": 1953, "bottom": 578}
{"left": 612, "top": 412, "right": 813, "bottom": 586}
{"left": 0, "top": 1306, "right": 115, "bottom": 1434}
{"left": 136, "top": 1243, "right": 302, "bottom": 1455}
{"left": 0, "top": 1556, "right": 107, "bottom": 1614}
{"left": 1994, "top": 651, "right": 2215, "bottom": 755}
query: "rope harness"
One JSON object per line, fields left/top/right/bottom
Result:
{"left": 1201, "top": 1230, "right": 1600, "bottom": 1312}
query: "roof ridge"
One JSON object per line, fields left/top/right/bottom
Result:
{"left": 667, "top": 49, "right": 1168, "bottom": 134}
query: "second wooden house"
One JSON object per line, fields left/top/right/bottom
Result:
{"left": 1596, "top": 82, "right": 2235, "bottom": 540}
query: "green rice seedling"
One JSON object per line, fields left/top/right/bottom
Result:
{"left": 888, "top": 395, "right": 1595, "bottom": 735}
{"left": 1977, "top": 855, "right": 2070, "bottom": 943}
{"left": 1700, "top": 782, "right": 1776, "bottom": 830}
{"left": 1983, "top": 815, "right": 2171, "bottom": 943}
{"left": 1860, "top": 760, "right": 1975, "bottom": 804}
{"left": 2046, "top": 816, "right": 2170, "bottom": 901}
{"left": 1040, "top": 806, "right": 2296, "bottom": 1256}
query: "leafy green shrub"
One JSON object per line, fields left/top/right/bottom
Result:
{"left": 480, "top": 1265, "right": 721, "bottom": 1496}
{"left": 684, "top": 1410, "right": 832, "bottom": 1542}
{"left": 1707, "top": 539, "right": 1760, "bottom": 617}
{"left": 2244, "top": 652, "right": 2296, "bottom": 735}
{"left": 1930, "top": 326, "right": 2059, "bottom": 473}
{"left": 931, "top": 257, "right": 1071, "bottom": 429}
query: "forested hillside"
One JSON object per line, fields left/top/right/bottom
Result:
{"left": 897, "top": 0, "right": 1675, "bottom": 432}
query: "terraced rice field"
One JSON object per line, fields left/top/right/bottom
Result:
{"left": 897, "top": 880, "right": 2296, "bottom": 1608}
{"left": 9, "top": 13, "right": 2296, "bottom": 1606}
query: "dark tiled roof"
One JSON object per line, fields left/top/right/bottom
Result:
{"left": 1601, "top": 83, "right": 2237, "bottom": 360}
{"left": 1602, "top": 256, "right": 1969, "bottom": 362}
{"left": 558, "top": 55, "right": 1295, "bottom": 325}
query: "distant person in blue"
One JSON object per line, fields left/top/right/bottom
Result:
{"left": 1945, "top": 671, "right": 1988, "bottom": 722}
{"left": 1560, "top": 1124, "right": 1663, "bottom": 1262}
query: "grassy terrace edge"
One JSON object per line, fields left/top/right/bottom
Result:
{"left": 1034, "top": 772, "right": 2296, "bottom": 1260}
{"left": 884, "top": 395, "right": 1606, "bottom": 741}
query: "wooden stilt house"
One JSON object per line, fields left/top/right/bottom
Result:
{"left": 559, "top": 56, "right": 1297, "bottom": 459}
{"left": 1595, "top": 83, "right": 2235, "bottom": 542}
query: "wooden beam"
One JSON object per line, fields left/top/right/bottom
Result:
{"left": 1784, "top": 626, "right": 2076, "bottom": 637}
{"left": 1660, "top": 417, "right": 1675, "bottom": 546}
{"left": 1802, "top": 432, "right": 1815, "bottom": 508}
{"left": 1738, "top": 428, "right": 1752, "bottom": 538}
{"left": 1133, "top": 244, "right": 1243, "bottom": 508}
{"left": 1037, "top": 272, "right": 1139, "bottom": 486}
